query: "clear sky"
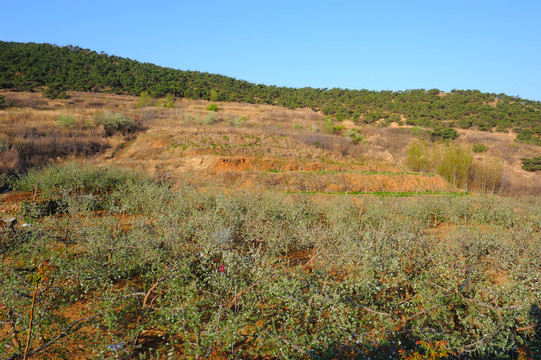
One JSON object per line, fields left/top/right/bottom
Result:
{"left": 2, "top": 0, "right": 540, "bottom": 100}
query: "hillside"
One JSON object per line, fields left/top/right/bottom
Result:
{"left": 1, "top": 90, "right": 540, "bottom": 195}
{"left": 1, "top": 41, "right": 540, "bottom": 145}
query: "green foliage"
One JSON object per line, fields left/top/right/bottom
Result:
{"left": 42, "top": 83, "right": 70, "bottom": 99}
{"left": 521, "top": 156, "right": 541, "bottom": 172}
{"left": 56, "top": 115, "right": 77, "bottom": 129}
{"left": 516, "top": 129, "right": 541, "bottom": 145}
{"left": 0, "top": 94, "right": 13, "bottom": 109}
{"left": 343, "top": 128, "right": 363, "bottom": 144}
{"left": 1, "top": 42, "right": 540, "bottom": 141}
{"left": 206, "top": 103, "right": 219, "bottom": 112}
{"left": 228, "top": 115, "right": 247, "bottom": 128}
{"left": 406, "top": 141, "right": 433, "bottom": 172}
{"left": 16, "top": 162, "right": 143, "bottom": 197}
{"left": 93, "top": 111, "right": 135, "bottom": 135}
{"left": 164, "top": 93, "right": 175, "bottom": 108}
{"left": 399, "top": 340, "right": 455, "bottom": 359}
{"left": 2, "top": 164, "right": 540, "bottom": 359}
{"left": 472, "top": 143, "right": 488, "bottom": 153}
{"left": 406, "top": 142, "right": 501, "bottom": 193}
{"left": 322, "top": 118, "right": 336, "bottom": 134}
{"left": 430, "top": 127, "right": 459, "bottom": 141}
{"left": 209, "top": 89, "right": 219, "bottom": 102}
{"left": 436, "top": 143, "right": 473, "bottom": 188}
{"left": 203, "top": 112, "right": 218, "bottom": 125}
{"left": 137, "top": 90, "right": 154, "bottom": 108}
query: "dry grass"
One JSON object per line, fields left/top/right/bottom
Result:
{"left": 1, "top": 90, "right": 538, "bottom": 195}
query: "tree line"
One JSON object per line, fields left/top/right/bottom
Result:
{"left": 1, "top": 41, "right": 539, "bottom": 144}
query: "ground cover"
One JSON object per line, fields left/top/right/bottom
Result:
{"left": 1, "top": 163, "right": 540, "bottom": 359}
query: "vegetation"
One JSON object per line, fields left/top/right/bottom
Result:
{"left": 56, "top": 115, "right": 77, "bottom": 129}
{"left": 0, "top": 94, "right": 13, "bottom": 109}
{"left": 93, "top": 111, "right": 135, "bottom": 136}
{"left": 1, "top": 41, "right": 540, "bottom": 144}
{"left": 206, "top": 103, "right": 219, "bottom": 112}
{"left": 472, "top": 144, "right": 489, "bottom": 153}
{"left": 1, "top": 163, "right": 540, "bottom": 359}
{"left": 406, "top": 141, "right": 503, "bottom": 193}
{"left": 521, "top": 156, "right": 541, "bottom": 172}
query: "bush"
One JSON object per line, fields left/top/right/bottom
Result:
{"left": 521, "top": 156, "right": 541, "bottom": 171}
{"left": 343, "top": 129, "right": 363, "bottom": 144}
{"left": 430, "top": 127, "right": 459, "bottom": 141}
{"left": 322, "top": 118, "right": 336, "bottom": 134}
{"left": 203, "top": 112, "right": 218, "bottom": 125}
{"left": 42, "top": 84, "right": 70, "bottom": 99}
{"left": 164, "top": 93, "right": 175, "bottom": 108}
{"left": 0, "top": 94, "right": 13, "bottom": 109}
{"left": 137, "top": 91, "right": 154, "bottom": 108}
{"left": 406, "top": 141, "right": 433, "bottom": 172}
{"left": 229, "top": 116, "right": 247, "bottom": 128}
{"left": 56, "top": 115, "right": 77, "bottom": 129}
{"left": 93, "top": 111, "right": 135, "bottom": 135}
{"left": 16, "top": 162, "right": 143, "bottom": 197}
{"left": 472, "top": 143, "right": 488, "bottom": 153}
{"left": 206, "top": 103, "right": 219, "bottom": 112}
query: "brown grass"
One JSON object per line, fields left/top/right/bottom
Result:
{"left": 1, "top": 90, "right": 538, "bottom": 195}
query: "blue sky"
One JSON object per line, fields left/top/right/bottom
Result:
{"left": 2, "top": 0, "right": 540, "bottom": 100}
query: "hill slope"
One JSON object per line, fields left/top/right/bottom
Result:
{"left": 1, "top": 41, "right": 540, "bottom": 144}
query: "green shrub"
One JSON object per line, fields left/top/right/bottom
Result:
{"left": 430, "top": 127, "right": 459, "bottom": 141}
{"left": 16, "top": 162, "right": 143, "bottom": 197}
{"left": 56, "top": 115, "right": 77, "bottom": 129}
{"left": 229, "top": 116, "right": 246, "bottom": 128}
{"left": 203, "top": 112, "right": 218, "bottom": 125}
{"left": 406, "top": 141, "right": 433, "bottom": 172}
{"left": 0, "top": 94, "right": 13, "bottom": 109}
{"left": 137, "top": 91, "right": 154, "bottom": 108}
{"left": 322, "top": 118, "right": 336, "bottom": 134}
{"left": 206, "top": 103, "right": 219, "bottom": 112}
{"left": 521, "top": 156, "right": 541, "bottom": 171}
{"left": 472, "top": 143, "right": 488, "bottom": 153}
{"left": 93, "top": 111, "right": 135, "bottom": 135}
{"left": 43, "top": 84, "right": 70, "bottom": 99}
{"left": 343, "top": 129, "right": 363, "bottom": 144}
{"left": 436, "top": 143, "right": 473, "bottom": 188}
{"left": 164, "top": 93, "right": 175, "bottom": 108}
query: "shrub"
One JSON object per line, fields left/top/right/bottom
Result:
{"left": 164, "top": 93, "right": 175, "bottom": 108}
{"left": 343, "top": 129, "right": 363, "bottom": 144}
{"left": 406, "top": 141, "right": 433, "bottom": 172}
{"left": 472, "top": 158, "right": 502, "bottom": 194}
{"left": 228, "top": 116, "right": 246, "bottom": 128}
{"left": 16, "top": 162, "right": 143, "bottom": 197}
{"left": 93, "top": 111, "right": 135, "bottom": 135}
{"left": 137, "top": 91, "right": 154, "bottom": 108}
{"left": 206, "top": 103, "right": 219, "bottom": 112}
{"left": 436, "top": 143, "right": 473, "bottom": 189}
{"left": 0, "top": 94, "right": 13, "bottom": 109}
{"left": 521, "top": 156, "right": 541, "bottom": 171}
{"left": 203, "top": 112, "right": 218, "bottom": 125}
{"left": 56, "top": 115, "right": 77, "bottom": 129}
{"left": 430, "top": 127, "right": 459, "bottom": 141}
{"left": 42, "top": 84, "right": 70, "bottom": 99}
{"left": 322, "top": 118, "right": 336, "bottom": 134}
{"left": 472, "top": 143, "right": 488, "bottom": 153}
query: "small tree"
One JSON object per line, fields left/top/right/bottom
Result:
{"left": 43, "top": 84, "right": 70, "bottom": 100}
{"left": 137, "top": 91, "right": 154, "bottom": 108}
{"left": 210, "top": 89, "right": 219, "bottom": 102}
